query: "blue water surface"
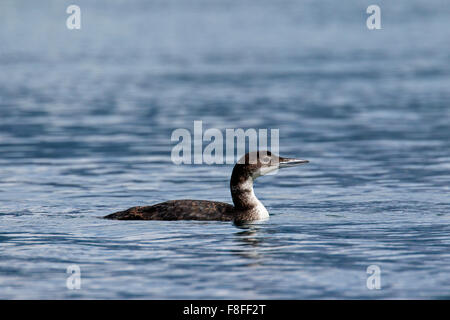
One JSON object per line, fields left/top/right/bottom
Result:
{"left": 0, "top": 0, "right": 449, "bottom": 299}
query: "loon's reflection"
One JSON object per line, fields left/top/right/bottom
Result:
{"left": 232, "top": 223, "right": 265, "bottom": 263}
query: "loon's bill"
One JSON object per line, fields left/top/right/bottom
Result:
{"left": 105, "top": 151, "right": 309, "bottom": 222}
{"left": 279, "top": 158, "right": 309, "bottom": 168}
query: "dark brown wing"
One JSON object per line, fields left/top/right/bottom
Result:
{"left": 104, "top": 200, "right": 235, "bottom": 221}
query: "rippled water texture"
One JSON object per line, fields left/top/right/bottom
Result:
{"left": 0, "top": 0, "right": 449, "bottom": 299}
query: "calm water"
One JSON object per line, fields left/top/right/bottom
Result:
{"left": 0, "top": 0, "right": 449, "bottom": 299}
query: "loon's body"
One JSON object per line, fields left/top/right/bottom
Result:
{"left": 105, "top": 151, "right": 308, "bottom": 222}
{"left": 105, "top": 200, "right": 235, "bottom": 221}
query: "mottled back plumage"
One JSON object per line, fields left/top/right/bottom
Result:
{"left": 105, "top": 200, "right": 235, "bottom": 221}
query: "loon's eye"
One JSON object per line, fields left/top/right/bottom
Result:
{"left": 262, "top": 156, "right": 271, "bottom": 164}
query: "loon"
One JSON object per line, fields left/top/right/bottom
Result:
{"left": 104, "top": 151, "right": 309, "bottom": 222}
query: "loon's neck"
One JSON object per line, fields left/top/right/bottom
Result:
{"left": 230, "top": 166, "right": 269, "bottom": 221}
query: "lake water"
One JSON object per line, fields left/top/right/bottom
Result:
{"left": 0, "top": 0, "right": 449, "bottom": 299}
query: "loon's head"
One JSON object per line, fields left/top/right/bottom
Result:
{"left": 230, "top": 151, "right": 309, "bottom": 219}
{"left": 233, "top": 151, "right": 309, "bottom": 181}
